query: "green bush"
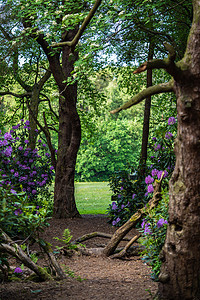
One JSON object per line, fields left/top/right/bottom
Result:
{"left": 139, "top": 190, "right": 169, "bottom": 280}
{"left": 0, "top": 183, "right": 50, "bottom": 280}
{"left": 107, "top": 169, "right": 148, "bottom": 227}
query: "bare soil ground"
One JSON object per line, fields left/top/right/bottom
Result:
{"left": 0, "top": 215, "right": 158, "bottom": 300}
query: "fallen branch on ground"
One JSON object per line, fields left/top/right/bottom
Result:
{"left": 0, "top": 228, "right": 66, "bottom": 281}
{"left": 73, "top": 231, "right": 131, "bottom": 244}
{"left": 102, "top": 175, "right": 164, "bottom": 257}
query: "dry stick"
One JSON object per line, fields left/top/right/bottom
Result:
{"left": 73, "top": 232, "right": 131, "bottom": 244}
{"left": 103, "top": 175, "right": 164, "bottom": 257}
{"left": 110, "top": 234, "right": 141, "bottom": 259}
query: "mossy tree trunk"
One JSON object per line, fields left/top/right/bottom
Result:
{"left": 158, "top": 1, "right": 200, "bottom": 298}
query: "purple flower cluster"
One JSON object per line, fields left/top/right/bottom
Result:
{"left": 165, "top": 131, "right": 173, "bottom": 139}
{"left": 141, "top": 219, "right": 152, "bottom": 235}
{"left": 0, "top": 120, "right": 55, "bottom": 202}
{"left": 157, "top": 218, "right": 168, "bottom": 228}
{"left": 112, "top": 217, "right": 121, "bottom": 226}
{"left": 168, "top": 117, "right": 176, "bottom": 125}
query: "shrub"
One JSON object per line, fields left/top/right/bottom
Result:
{"left": 0, "top": 183, "right": 50, "bottom": 281}
{"left": 0, "top": 120, "right": 55, "bottom": 207}
{"left": 139, "top": 190, "right": 169, "bottom": 280}
{"left": 107, "top": 116, "right": 176, "bottom": 227}
{"left": 107, "top": 169, "right": 148, "bottom": 227}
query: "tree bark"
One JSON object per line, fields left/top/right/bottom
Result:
{"left": 158, "top": 2, "right": 200, "bottom": 298}
{"left": 53, "top": 28, "right": 81, "bottom": 218}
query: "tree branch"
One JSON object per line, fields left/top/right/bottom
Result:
{"left": 110, "top": 80, "right": 174, "bottom": 114}
{"left": 132, "top": 42, "right": 183, "bottom": 79}
{"left": 51, "top": 0, "right": 102, "bottom": 48}
{"left": 0, "top": 91, "right": 31, "bottom": 98}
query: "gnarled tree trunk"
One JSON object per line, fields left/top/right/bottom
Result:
{"left": 158, "top": 2, "right": 200, "bottom": 298}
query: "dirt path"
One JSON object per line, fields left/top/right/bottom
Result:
{"left": 0, "top": 215, "right": 158, "bottom": 300}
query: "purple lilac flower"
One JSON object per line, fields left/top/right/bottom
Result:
{"left": 157, "top": 171, "right": 164, "bottom": 180}
{"left": 14, "top": 267, "right": 23, "bottom": 274}
{"left": 10, "top": 189, "right": 17, "bottom": 194}
{"left": 10, "top": 169, "right": 15, "bottom": 173}
{"left": 4, "top": 132, "right": 13, "bottom": 140}
{"left": 165, "top": 132, "right": 173, "bottom": 139}
{"left": 18, "top": 146, "right": 23, "bottom": 151}
{"left": 4, "top": 146, "right": 12, "bottom": 157}
{"left": 35, "top": 129, "right": 38, "bottom": 132}
{"left": 168, "top": 117, "right": 176, "bottom": 125}
{"left": 147, "top": 184, "right": 154, "bottom": 193}
{"left": 116, "top": 217, "right": 121, "bottom": 223}
{"left": 16, "top": 137, "right": 19, "bottom": 140}
{"left": 151, "top": 156, "right": 155, "bottom": 159}
{"left": 141, "top": 219, "right": 152, "bottom": 235}
{"left": 132, "top": 193, "right": 136, "bottom": 199}
{"left": 112, "top": 202, "right": 118, "bottom": 210}
{"left": 50, "top": 166, "right": 54, "bottom": 170}
{"left": 112, "top": 220, "right": 117, "bottom": 226}
{"left": 12, "top": 124, "right": 20, "bottom": 130}
{"left": 152, "top": 137, "right": 157, "bottom": 141}
{"left": 14, "top": 172, "right": 19, "bottom": 177}
{"left": 25, "top": 120, "right": 30, "bottom": 126}
{"left": 117, "top": 194, "right": 121, "bottom": 199}
{"left": 157, "top": 218, "right": 168, "bottom": 228}
{"left": 120, "top": 186, "right": 123, "bottom": 190}
{"left": 42, "top": 143, "right": 46, "bottom": 147}
{"left": 121, "top": 204, "right": 125, "bottom": 209}
{"left": 154, "top": 143, "right": 161, "bottom": 151}
{"left": 24, "top": 140, "right": 29, "bottom": 144}
{"left": 32, "top": 189, "right": 37, "bottom": 195}
{"left": 144, "top": 223, "right": 152, "bottom": 234}
{"left": 0, "top": 140, "right": 6, "bottom": 147}
{"left": 145, "top": 175, "right": 154, "bottom": 185}
{"left": 45, "top": 153, "right": 50, "bottom": 157}
{"left": 164, "top": 170, "right": 169, "bottom": 178}
{"left": 14, "top": 208, "right": 23, "bottom": 215}
{"left": 38, "top": 139, "right": 42, "bottom": 143}
{"left": 151, "top": 169, "right": 158, "bottom": 177}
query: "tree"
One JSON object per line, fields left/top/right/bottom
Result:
{"left": 1, "top": 0, "right": 102, "bottom": 218}
{"left": 111, "top": 0, "right": 200, "bottom": 298}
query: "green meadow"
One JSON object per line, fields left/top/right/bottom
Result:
{"left": 75, "top": 182, "right": 112, "bottom": 215}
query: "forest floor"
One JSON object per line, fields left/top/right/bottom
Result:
{"left": 0, "top": 215, "right": 158, "bottom": 300}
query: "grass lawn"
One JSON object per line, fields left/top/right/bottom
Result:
{"left": 75, "top": 182, "right": 112, "bottom": 215}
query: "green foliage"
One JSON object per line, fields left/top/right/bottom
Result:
{"left": 0, "top": 184, "right": 50, "bottom": 281}
{"left": 76, "top": 118, "right": 142, "bottom": 181}
{"left": 139, "top": 190, "right": 169, "bottom": 280}
{"left": 54, "top": 229, "right": 79, "bottom": 251}
{"left": 107, "top": 169, "right": 148, "bottom": 227}
{"left": 0, "top": 184, "right": 49, "bottom": 240}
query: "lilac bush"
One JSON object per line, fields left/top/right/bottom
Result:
{"left": 0, "top": 120, "right": 55, "bottom": 205}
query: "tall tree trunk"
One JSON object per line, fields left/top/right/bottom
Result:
{"left": 53, "top": 28, "right": 81, "bottom": 218}
{"left": 28, "top": 85, "right": 40, "bottom": 149}
{"left": 158, "top": 2, "right": 200, "bottom": 298}
{"left": 139, "top": 39, "right": 154, "bottom": 174}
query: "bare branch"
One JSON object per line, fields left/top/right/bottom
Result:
{"left": 110, "top": 80, "right": 174, "bottom": 114}
{"left": 51, "top": 0, "right": 102, "bottom": 48}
